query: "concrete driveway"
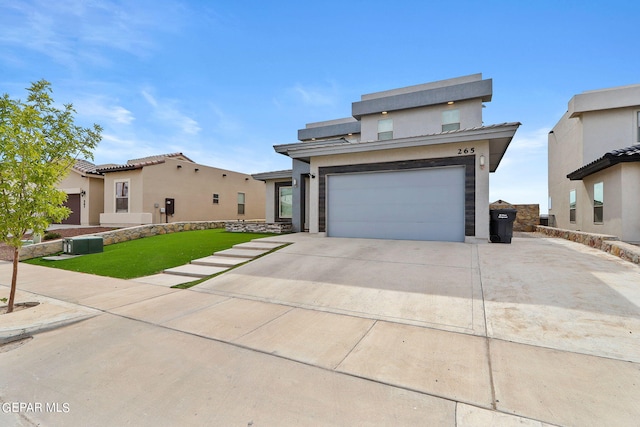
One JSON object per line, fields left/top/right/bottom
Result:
{"left": 1, "top": 233, "right": 639, "bottom": 426}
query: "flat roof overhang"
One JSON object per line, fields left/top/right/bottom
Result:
{"left": 352, "top": 79, "right": 493, "bottom": 120}
{"left": 251, "top": 169, "right": 293, "bottom": 181}
{"left": 274, "top": 122, "right": 520, "bottom": 172}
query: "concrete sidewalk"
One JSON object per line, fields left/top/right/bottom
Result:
{"left": 1, "top": 234, "right": 639, "bottom": 426}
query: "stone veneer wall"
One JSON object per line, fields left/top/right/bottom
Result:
{"left": 490, "top": 201, "right": 540, "bottom": 232}
{"left": 225, "top": 222, "right": 293, "bottom": 234}
{"left": 536, "top": 225, "right": 640, "bottom": 265}
{"left": 18, "top": 221, "right": 227, "bottom": 261}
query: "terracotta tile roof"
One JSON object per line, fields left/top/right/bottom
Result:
{"left": 126, "top": 152, "right": 194, "bottom": 164}
{"left": 73, "top": 159, "right": 99, "bottom": 174}
{"left": 95, "top": 159, "right": 167, "bottom": 173}
{"left": 94, "top": 153, "right": 195, "bottom": 173}
{"left": 568, "top": 144, "right": 640, "bottom": 180}
{"left": 608, "top": 144, "right": 640, "bottom": 157}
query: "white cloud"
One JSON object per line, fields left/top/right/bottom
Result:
{"left": 140, "top": 89, "right": 201, "bottom": 135}
{"left": 508, "top": 127, "right": 550, "bottom": 153}
{"left": 211, "top": 106, "right": 241, "bottom": 134}
{"left": 0, "top": 0, "right": 183, "bottom": 68}
{"left": 74, "top": 96, "right": 135, "bottom": 125}
{"left": 286, "top": 82, "right": 340, "bottom": 107}
{"left": 95, "top": 133, "right": 156, "bottom": 164}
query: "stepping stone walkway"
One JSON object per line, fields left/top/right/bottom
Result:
{"left": 131, "top": 239, "right": 287, "bottom": 287}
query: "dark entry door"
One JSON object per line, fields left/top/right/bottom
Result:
{"left": 62, "top": 193, "right": 81, "bottom": 225}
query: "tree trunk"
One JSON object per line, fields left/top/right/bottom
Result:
{"left": 7, "top": 246, "right": 19, "bottom": 313}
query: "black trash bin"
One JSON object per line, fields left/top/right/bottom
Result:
{"left": 489, "top": 209, "right": 517, "bottom": 243}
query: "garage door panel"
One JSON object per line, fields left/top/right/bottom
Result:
{"left": 330, "top": 220, "right": 463, "bottom": 242}
{"left": 327, "top": 167, "right": 465, "bottom": 242}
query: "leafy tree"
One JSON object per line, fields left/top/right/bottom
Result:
{"left": 0, "top": 80, "right": 101, "bottom": 313}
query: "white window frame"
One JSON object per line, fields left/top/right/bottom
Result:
{"left": 237, "top": 192, "right": 245, "bottom": 215}
{"left": 442, "top": 109, "right": 460, "bottom": 132}
{"left": 115, "top": 180, "right": 130, "bottom": 213}
{"left": 377, "top": 118, "right": 393, "bottom": 140}
{"left": 594, "top": 182, "right": 604, "bottom": 224}
{"left": 278, "top": 186, "right": 293, "bottom": 219}
{"left": 569, "top": 190, "right": 576, "bottom": 223}
{"left": 636, "top": 111, "right": 640, "bottom": 143}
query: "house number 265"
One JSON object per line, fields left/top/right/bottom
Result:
{"left": 458, "top": 147, "right": 475, "bottom": 154}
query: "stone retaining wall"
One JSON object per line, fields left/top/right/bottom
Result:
{"left": 19, "top": 221, "right": 227, "bottom": 261}
{"left": 225, "top": 222, "right": 293, "bottom": 234}
{"left": 536, "top": 225, "right": 640, "bottom": 265}
{"left": 490, "top": 201, "right": 540, "bottom": 232}
{"left": 18, "top": 240, "right": 64, "bottom": 261}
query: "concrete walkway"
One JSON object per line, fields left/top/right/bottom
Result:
{"left": 1, "top": 233, "right": 639, "bottom": 426}
{"left": 131, "top": 240, "right": 287, "bottom": 287}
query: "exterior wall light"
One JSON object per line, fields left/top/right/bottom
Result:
{"left": 480, "top": 154, "right": 486, "bottom": 170}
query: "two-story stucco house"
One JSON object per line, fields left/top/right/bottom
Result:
{"left": 548, "top": 83, "right": 640, "bottom": 243}
{"left": 254, "top": 74, "right": 520, "bottom": 242}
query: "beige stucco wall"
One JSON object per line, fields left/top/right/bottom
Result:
{"left": 548, "top": 111, "right": 583, "bottom": 229}
{"left": 621, "top": 163, "right": 640, "bottom": 242}
{"left": 582, "top": 108, "right": 638, "bottom": 164}
{"left": 57, "top": 169, "right": 104, "bottom": 226}
{"left": 569, "top": 163, "right": 640, "bottom": 242}
{"left": 583, "top": 166, "right": 622, "bottom": 237}
{"left": 141, "top": 158, "right": 265, "bottom": 223}
{"left": 100, "top": 159, "right": 265, "bottom": 226}
{"left": 102, "top": 169, "right": 144, "bottom": 213}
{"left": 360, "top": 99, "right": 483, "bottom": 142}
{"left": 88, "top": 177, "right": 104, "bottom": 225}
{"left": 308, "top": 140, "right": 491, "bottom": 241}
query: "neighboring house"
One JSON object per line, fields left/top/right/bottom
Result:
{"left": 56, "top": 160, "right": 105, "bottom": 225}
{"left": 56, "top": 153, "right": 265, "bottom": 227}
{"left": 255, "top": 74, "right": 520, "bottom": 242}
{"left": 548, "top": 83, "right": 640, "bottom": 243}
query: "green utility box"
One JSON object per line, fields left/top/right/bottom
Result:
{"left": 63, "top": 236, "right": 104, "bottom": 255}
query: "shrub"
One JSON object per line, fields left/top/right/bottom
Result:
{"left": 44, "top": 232, "right": 62, "bottom": 241}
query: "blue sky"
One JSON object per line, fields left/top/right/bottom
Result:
{"left": 2, "top": 0, "right": 639, "bottom": 212}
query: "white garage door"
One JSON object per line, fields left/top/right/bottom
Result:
{"left": 327, "top": 166, "right": 466, "bottom": 242}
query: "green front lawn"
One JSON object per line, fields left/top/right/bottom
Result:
{"left": 24, "top": 229, "right": 275, "bottom": 279}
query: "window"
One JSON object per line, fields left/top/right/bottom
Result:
{"left": 377, "top": 118, "right": 393, "bottom": 140}
{"left": 637, "top": 111, "right": 640, "bottom": 142}
{"left": 442, "top": 109, "right": 460, "bottom": 132}
{"left": 237, "top": 192, "right": 245, "bottom": 215}
{"left": 569, "top": 190, "right": 576, "bottom": 223}
{"left": 279, "top": 186, "right": 293, "bottom": 219}
{"left": 594, "top": 182, "right": 604, "bottom": 223}
{"left": 213, "top": 193, "right": 219, "bottom": 204}
{"left": 115, "top": 181, "right": 129, "bottom": 213}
